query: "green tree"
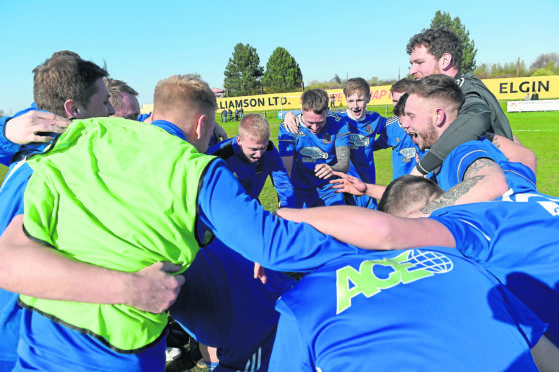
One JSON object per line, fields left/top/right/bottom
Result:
{"left": 430, "top": 10, "right": 477, "bottom": 72}
{"left": 262, "top": 47, "right": 303, "bottom": 93}
{"left": 223, "top": 43, "right": 264, "bottom": 97}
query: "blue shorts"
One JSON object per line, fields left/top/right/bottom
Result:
{"left": 14, "top": 309, "right": 166, "bottom": 372}
{"left": 294, "top": 183, "right": 345, "bottom": 208}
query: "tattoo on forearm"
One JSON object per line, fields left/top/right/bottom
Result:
{"left": 420, "top": 176, "right": 484, "bottom": 214}
{"left": 331, "top": 146, "right": 350, "bottom": 172}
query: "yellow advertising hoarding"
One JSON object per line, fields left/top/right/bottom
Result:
{"left": 141, "top": 76, "right": 559, "bottom": 114}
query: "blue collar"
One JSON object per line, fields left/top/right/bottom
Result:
{"left": 151, "top": 120, "right": 187, "bottom": 142}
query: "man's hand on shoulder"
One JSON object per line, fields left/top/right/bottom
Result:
{"left": 283, "top": 112, "right": 299, "bottom": 134}
{"left": 5, "top": 111, "right": 70, "bottom": 144}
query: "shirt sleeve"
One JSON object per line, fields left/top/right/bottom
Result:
{"left": 196, "top": 161, "right": 358, "bottom": 272}
{"left": 0, "top": 116, "right": 21, "bottom": 166}
{"left": 334, "top": 122, "right": 350, "bottom": 148}
{"left": 278, "top": 123, "right": 295, "bottom": 157}
{"left": 429, "top": 208, "right": 492, "bottom": 263}
{"left": 268, "top": 144, "right": 295, "bottom": 208}
{"left": 444, "top": 140, "right": 498, "bottom": 186}
{"left": 268, "top": 299, "right": 314, "bottom": 372}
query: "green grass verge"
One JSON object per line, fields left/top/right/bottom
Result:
{"left": 1, "top": 107, "right": 558, "bottom": 212}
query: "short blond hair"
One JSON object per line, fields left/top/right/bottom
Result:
{"left": 153, "top": 74, "right": 217, "bottom": 115}
{"left": 238, "top": 113, "right": 270, "bottom": 141}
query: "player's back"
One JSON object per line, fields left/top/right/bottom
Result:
{"left": 270, "top": 247, "right": 543, "bottom": 371}
{"left": 430, "top": 193, "right": 559, "bottom": 346}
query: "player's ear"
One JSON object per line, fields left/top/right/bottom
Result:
{"left": 439, "top": 53, "right": 452, "bottom": 70}
{"left": 64, "top": 99, "right": 79, "bottom": 119}
{"left": 435, "top": 108, "right": 446, "bottom": 127}
{"left": 194, "top": 113, "right": 206, "bottom": 140}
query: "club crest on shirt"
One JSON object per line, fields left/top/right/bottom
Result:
{"left": 322, "top": 133, "right": 332, "bottom": 144}
{"left": 300, "top": 147, "right": 328, "bottom": 163}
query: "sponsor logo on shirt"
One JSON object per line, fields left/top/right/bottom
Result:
{"left": 300, "top": 147, "right": 328, "bottom": 163}
{"left": 349, "top": 134, "right": 370, "bottom": 150}
{"left": 335, "top": 250, "right": 453, "bottom": 314}
{"left": 399, "top": 147, "right": 417, "bottom": 163}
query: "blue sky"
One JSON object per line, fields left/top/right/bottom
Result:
{"left": 0, "top": 0, "right": 557, "bottom": 113}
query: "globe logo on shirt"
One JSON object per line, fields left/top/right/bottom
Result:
{"left": 406, "top": 250, "right": 454, "bottom": 274}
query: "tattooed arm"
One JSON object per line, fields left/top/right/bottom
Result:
{"left": 330, "top": 146, "right": 350, "bottom": 173}
{"left": 487, "top": 133, "right": 537, "bottom": 175}
{"left": 315, "top": 146, "right": 350, "bottom": 180}
{"left": 418, "top": 158, "right": 509, "bottom": 216}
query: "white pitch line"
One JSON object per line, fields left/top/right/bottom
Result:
{"left": 515, "top": 129, "right": 559, "bottom": 132}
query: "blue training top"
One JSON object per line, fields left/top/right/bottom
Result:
{"left": 0, "top": 107, "right": 53, "bottom": 371}
{"left": 16, "top": 119, "right": 361, "bottom": 371}
{"left": 430, "top": 191, "right": 559, "bottom": 346}
{"left": 208, "top": 137, "right": 295, "bottom": 208}
{"left": 374, "top": 115, "right": 426, "bottom": 180}
{"left": 435, "top": 138, "right": 536, "bottom": 194}
{"left": 269, "top": 247, "right": 545, "bottom": 372}
{"left": 277, "top": 113, "right": 349, "bottom": 190}
{"left": 171, "top": 239, "right": 296, "bottom": 372}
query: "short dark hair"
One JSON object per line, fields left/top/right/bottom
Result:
{"left": 390, "top": 78, "right": 413, "bottom": 94}
{"left": 33, "top": 55, "right": 108, "bottom": 117}
{"left": 392, "top": 92, "right": 408, "bottom": 118}
{"left": 406, "top": 74, "right": 464, "bottom": 111}
{"left": 378, "top": 175, "right": 443, "bottom": 216}
{"left": 301, "top": 89, "right": 329, "bottom": 113}
{"left": 406, "top": 28, "right": 463, "bottom": 71}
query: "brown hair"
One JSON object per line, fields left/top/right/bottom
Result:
{"left": 33, "top": 55, "right": 108, "bottom": 117}
{"left": 406, "top": 74, "right": 464, "bottom": 113}
{"left": 343, "top": 77, "right": 371, "bottom": 98}
{"left": 301, "top": 89, "right": 329, "bottom": 113}
{"left": 406, "top": 28, "right": 463, "bottom": 71}
{"left": 378, "top": 175, "right": 443, "bottom": 216}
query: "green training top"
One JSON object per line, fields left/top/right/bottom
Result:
{"left": 21, "top": 117, "right": 215, "bottom": 353}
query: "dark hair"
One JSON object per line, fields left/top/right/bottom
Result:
{"left": 378, "top": 175, "right": 443, "bottom": 216}
{"left": 390, "top": 78, "right": 413, "bottom": 94}
{"left": 407, "top": 74, "right": 464, "bottom": 109}
{"left": 33, "top": 55, "right": 108, "bottom": 117}
{"left": 406, "top": 28, "right": 463, "bottom": 71}
{"left": 392, "top": 92, "right": 408, "bottom": 118}
{"left": 301, "top": 89, "right": 329, "bottom": 113}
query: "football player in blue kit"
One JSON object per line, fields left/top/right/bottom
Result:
{"left": 283, "top": 79, "right": 387, "bottom": 209}
{"left": 337, "top": 78, "right": 387, "bottom": 208}
{"left": 276, "top": 173, "right": 559, "bottom": 358}
{"left": 399, "top": 74, "right": 535, "bottom": 214}
{"left": 170, "top": 239, "right": 296, "bottom": 372}
{"left": 278, "top": 88, "right": 350, "bottom": 208}
{"left": 268, "top": 243, "right": 551, "bottom": 371}
{"left": 374, "top": 78, "right": 425, "bottom": 180}
{"left": 208, "top": 113, "right": 295, "bottom": 208}
{"left": 0, "top": 74, "right": 362, "bottom": 371}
